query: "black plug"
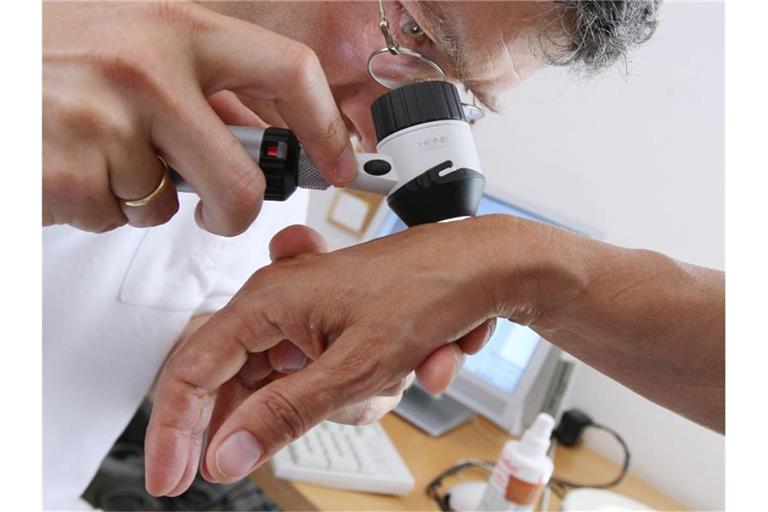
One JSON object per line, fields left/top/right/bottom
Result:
{"left": 552, "top": 409, "right": 593, "bottom": 446}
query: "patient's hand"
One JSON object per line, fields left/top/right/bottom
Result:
{"left": 179, "top": 338, "right": 416, "bottom": 486}
{"left": 145, "top": 225, "right": 487, "bottom": 495}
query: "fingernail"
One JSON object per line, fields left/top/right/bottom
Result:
{"left": 215, "top": 431, "right": 262, "bottom": 479}
{"left": 278, "top": 349, "right": 307, "bottom": 371}
{"left": 453, "top": 350, "right": 466, "bottom": 378}
{"left": 200, "top": 463, "right": 217, "bottom": 484}
{"left": 194, "top": 203, "right": 208, "bottom": 231}
{"left": 484, "top": 319, "right": 497, "bottom": 344}
{"left": 335, "top": 145, "right": 357, "bottom": 183}
{"left": 484, "top": 326, "right": 493, "bottom": 344}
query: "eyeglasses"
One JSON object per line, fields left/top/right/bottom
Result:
{"left": 367, "top": 0, "right": 485, "bottom": 122}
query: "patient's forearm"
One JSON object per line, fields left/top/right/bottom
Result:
{"left": 492, "top": 217, "right": 725, "bottom": 432}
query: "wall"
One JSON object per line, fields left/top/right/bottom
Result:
{"left": 307, "top": 2, "right": 724, "bottom": 509}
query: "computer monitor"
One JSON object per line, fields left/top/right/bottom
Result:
{"left": 367, "top": 187, "right": 593, "bottom": 434}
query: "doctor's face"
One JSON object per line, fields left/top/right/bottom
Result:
{"left": 204, "top": 1, "right": 553, "bottom": 150}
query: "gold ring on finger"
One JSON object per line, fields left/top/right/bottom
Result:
{"left": 121, "top": 156, "right": 171, "bottom": 208}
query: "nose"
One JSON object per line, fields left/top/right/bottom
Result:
{"left": 335, "top": 83, "right": 390, "bottom": 153}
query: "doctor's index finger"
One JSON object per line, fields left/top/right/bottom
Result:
{"left": 192, "top": 8, "right": 357, "bottom": 185}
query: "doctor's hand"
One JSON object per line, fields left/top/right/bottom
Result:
{"left": 43, "top": 1, "right": 355, "bottom": 235}
{"left": 145, "top": 224, "right": 485, "bottom": 496}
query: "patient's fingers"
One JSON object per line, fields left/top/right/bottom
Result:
{"left": 237, "top": 351, "right": 275, "bottom": 384}
{"left": 327, "top": 394, "right": 403, "bottom": 425}
{"left": 199, "top": 351, "right": 274, "bottom": 484}
{"left": 144, "top": 303, "right": 284, "bottom": 497}
{"left": 416, "top": 343, "right": 465, "bottom": 395}
{"left": 144, "top": 380, "right": 217, "bottom": 497}
{"left": 268, "top": 340, "right": 308, "bottom": 372}
{"left": 203, "top": 333, "right": 391, "bottom": 483}
{"left": 265, "top": 225, "right": 327, "bottom": 370}
{"left": 416, "top": 319, "right": 496, "bottom": 394}
{"left": 200, "top": 378, "right": 257, "bottom": 484}
{"left": 379, "top": 371, "right": 415, "bottom": 397}
{"left": 458, "top": 318, "right": 496, "bottom": 355}
{"left": 325, "top": 373, "right": 414, "bottom": 424}
{"left": 187, "top": 226, "right": 325, "bottom": 488}
{"left": 268, "top": 224, "right": 329, "bottom": 261}
{"left": 165, "top": 423, "right": 206, "bottom": 497}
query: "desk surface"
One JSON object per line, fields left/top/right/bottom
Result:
{"left": 253, "top": 413, "right": 687, "bottom": 511}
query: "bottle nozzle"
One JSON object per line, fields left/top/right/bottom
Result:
{"left": 519, "top": 413, "right": 556, "bottom": 457}
{"left": 529, "top": 413, "right": 556, "bottom": 439}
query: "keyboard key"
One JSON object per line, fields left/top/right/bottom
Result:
{"left": 293, "top": 451, "right": 327, "bottom": 469}
{"left": 349, "top": 436, "right": 378, "bottom": 474}
{"left": 271, "top": 421, "right": 414, "bottom": 495}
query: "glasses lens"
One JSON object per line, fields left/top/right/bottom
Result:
{"left": 462, "top": 103, "right": 485, "bottom": 122}
{"left": 369, "top": 49, "right": 446, "bottom": 89}
{"left": 369, "top": 48, "right": 486, "bottom": 122}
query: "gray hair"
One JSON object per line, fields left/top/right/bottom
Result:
{"left": 544, "top": 0, "right": 662, "bottom": 73}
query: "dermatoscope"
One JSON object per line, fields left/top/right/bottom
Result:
{"left": 173, "top": 81, "right": 485, "bottom": 226}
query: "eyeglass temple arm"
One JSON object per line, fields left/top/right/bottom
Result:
{"left": 378, "top": 0, "right": 400, "bottom": 55}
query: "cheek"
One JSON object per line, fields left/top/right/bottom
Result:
{"left": 314, "top": 7, "right": 383, "bottom": 86}
{"left": 319, "top": 41, "right": 370, "bottom": 85}
{"left": 335, "top": 41, "right": 358, "bottom": 62}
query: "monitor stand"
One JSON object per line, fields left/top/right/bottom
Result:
{"left": 394, "top": 385, "right": 474, "bottom": 437}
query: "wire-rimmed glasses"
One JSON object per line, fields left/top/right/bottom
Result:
{"left": 366, "top": 0, "right": 485, "bottom": 122}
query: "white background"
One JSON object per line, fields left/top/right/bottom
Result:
{"left": 307, "top": 2, "right": 725, "bottom": 509}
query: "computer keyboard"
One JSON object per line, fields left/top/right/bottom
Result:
{"left": 271, "top": 421, "right": 415, "bottom": 496}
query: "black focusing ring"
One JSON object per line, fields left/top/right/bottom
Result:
{"left": 371, "top": 81, "right": 465, "bottom": 142}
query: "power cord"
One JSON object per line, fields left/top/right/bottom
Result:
{"left": 426, "top": 459, "right": 493, "bottom": 511}
{"left": 549, "top": 409, "right": 631, "bottom": 498}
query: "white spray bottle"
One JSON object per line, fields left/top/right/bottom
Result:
{"left": 476, "top": 413, "right": 556, "bottom": 511}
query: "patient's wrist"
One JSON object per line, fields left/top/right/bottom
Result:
{"left": 471, "top": 214, "right": 592, "bottom": 326}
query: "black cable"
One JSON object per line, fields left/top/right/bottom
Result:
{"left": 426, "top": 460, "right": 493, "bottom": 511}
{"left": 549, "top": 480, "right": 567, "bottom": 499}
{"left": 549, "top": 422, "right": 630, "bottom": 491}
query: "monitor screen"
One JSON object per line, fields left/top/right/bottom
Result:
{"left": 374, "top": 193, "right": 559, "bottom": 395}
